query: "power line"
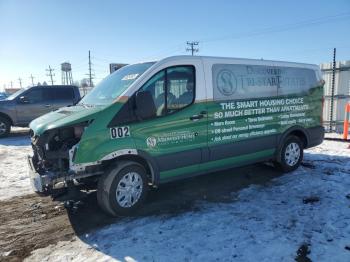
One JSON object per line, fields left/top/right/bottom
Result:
{"left": 46, "top": 66, "right": 55, "bottom": 85}
{"left": 73, "top": 64, "right": 88, "bottom": 70}
{"left": 93, "top": 56, "right": 112, "bottom": 63}
{"left": 186, "top": 41, "right": 199, "bottom": 56}
{"left": 279, "top": 45, "right": 350, "bottom": 55}
{"left": 137, "top": 45, "right": 184, "bottom": 62}
{"left": 92, "top": 63, "right": 109, "bottom": 70}
{"left": 139, "top": 12, "right": 350, "bottom": 60}
{"left": 73, "top": 58, "right": 90, "bottom": 69}
{"left": 201, "top": 12, "right": 350, "bottom": 44}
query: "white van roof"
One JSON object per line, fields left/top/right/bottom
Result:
{"left": 157, "top": 55, "right": 319, "bottom": 71}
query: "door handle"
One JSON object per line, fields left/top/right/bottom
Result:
{"left": 190, "top": 114, "right": 204, "bottom": 121}
{"left": 45, "top": 104, "right": 51, "bottom": 107}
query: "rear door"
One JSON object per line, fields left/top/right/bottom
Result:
{"left": 50, "top": 87, "right": 75, "bottom": 110}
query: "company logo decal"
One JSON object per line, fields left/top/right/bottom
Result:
{"left": 146, "top": 137, "right": 157, "bottom": 148}
{"left": 216, "top": 69, "right": 237, "bottom": 96}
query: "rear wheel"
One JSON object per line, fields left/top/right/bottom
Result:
{"left": 97, "top": 161, "right": 149, "bottom": 216}
{"left": 275, "top": 136, "right": 303, "bottom": 172}
{"left": 0, "top": 116, "right": 10, "bottom": 138}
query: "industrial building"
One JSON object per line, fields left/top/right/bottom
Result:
{"left": 320, "top": 60, "right": 350, "bottom": 132}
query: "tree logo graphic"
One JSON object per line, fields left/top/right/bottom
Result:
{"left": 146, "top": 137, "right": 157, "bottom": 148}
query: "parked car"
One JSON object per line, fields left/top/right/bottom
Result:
{"left": 0, "top": 85, "right": 80, "bottom": 137}
{"left": 28, "top": 56, "right": 324, "bottom": 216}
{"left": 0, "top": 92, "right": 8, "bottom": 100}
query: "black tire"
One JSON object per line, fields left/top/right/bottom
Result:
{"left": 97, "top": 161, "right": 149, "bottom": 216}
{"left": 275, "top": 136, "right": 304, "bottom": 172}
{"left": 0, "top": 116, "right": 11, "bottom": 138}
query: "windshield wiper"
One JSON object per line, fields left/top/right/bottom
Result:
{"left": 78, "top": 102, "right": 95, "bottom": 108}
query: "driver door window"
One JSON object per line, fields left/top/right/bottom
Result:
{"left": 140, "top": 70, "right": 165, "bottom": 117}
{"left": 138, "top": 65, "right": 195, "bottom": 118}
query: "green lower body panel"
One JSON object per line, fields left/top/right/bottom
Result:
{"left": 160, "top": 148, "right": 275, "bottom": 180}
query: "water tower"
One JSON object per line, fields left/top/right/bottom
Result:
{"left": 61, "top": 62, "right": 73, "bottom": 85}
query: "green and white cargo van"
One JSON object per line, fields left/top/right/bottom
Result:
{"left": 28, "top": 56, "right": 324, "bottom": 216}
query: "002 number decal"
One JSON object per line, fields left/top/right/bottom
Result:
{"left": 110, "top": 126, "right": 130, "bottom": 139}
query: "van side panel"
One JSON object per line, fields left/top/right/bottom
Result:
{"left": 201, "top": 62, "right": 323, "bottom": 172}
{"left": 73, "top": 57, "right": 323, "bottom": 185}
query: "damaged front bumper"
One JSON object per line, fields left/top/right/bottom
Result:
{"left": 27, "top": 153, "right": 103, "bottom": 193}
{"left": 27, "top": 155, "right": 44, "bottom": 192}
{"left": 27, "top": 155, "right": 67, "bottom": 192}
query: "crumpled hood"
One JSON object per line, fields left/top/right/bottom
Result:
{"left": 29, "top": 105, "right": 103, "bottom": 136}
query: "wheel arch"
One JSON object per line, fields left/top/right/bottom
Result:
{"left": 276, "top": 126, "right": 309, "bottom": 162}
{"left": 0, "top": 112, "right": 13, "bottom": 126}
{"left": 101, "top": 150, "right": 160, "bottom": 186}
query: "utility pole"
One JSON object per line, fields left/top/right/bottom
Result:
{"left": 88, "top": 50, "right": 94, "bottom": 87}
{"left": 329, "top": 48, "right": 336, "bottom": 132}
{"left": 18, "top": 77, "right": 22, "bottom": 88}
{"left": 186, "top": 41, "right": 199, "bottom": 56}
{"left": 46, "top": 65, "right": 55, "bottom": 85}
{"left": 29, "top": 74, "right": 35, "bottom": 86}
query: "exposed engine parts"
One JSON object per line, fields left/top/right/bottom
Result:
{"left": 31, "top": 126, "right": 81, "bottom": 174}
{"left": 29, "top": 122, "right": 101, "bottom": 192}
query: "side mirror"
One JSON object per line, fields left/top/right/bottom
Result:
{"left": 19, "top": 96, "right": 29, "bottom": 103}
{"left": 135, "top": 91, "right": 156, "bottom": 120}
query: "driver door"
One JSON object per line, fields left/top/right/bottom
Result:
{"left": 16, "top": 88, "right": 50, "bottom": 124}
{"left": 131, "top": 65, "right": 208, "bottom": 181}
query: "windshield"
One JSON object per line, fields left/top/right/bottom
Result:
{"left": 79, "top": 62, "right": 155, "bottom": 106}
{"left": 6, "top": 88, "right": 26, "bottom": 100}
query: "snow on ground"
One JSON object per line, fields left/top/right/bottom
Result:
{"left": 0, "top": 134, "right": 32, "bottom": 200}
{"left": 25, "top": 140, "right": 350, "bottom": 262}
{"left": 324, "top": 132, "right": 348, "bottom": 140}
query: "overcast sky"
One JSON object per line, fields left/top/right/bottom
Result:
{"left": 0, "top": 0, "right": 349, "bottom": 91}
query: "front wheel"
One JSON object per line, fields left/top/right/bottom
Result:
{"left": 97, "top": 161, "right": 149, "bottom": 216}
{"left": 0, "top": 116, "right": 10, "bottom": 138}
{"left": 275, "top": 136, "right": 304, "bottom": 172}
